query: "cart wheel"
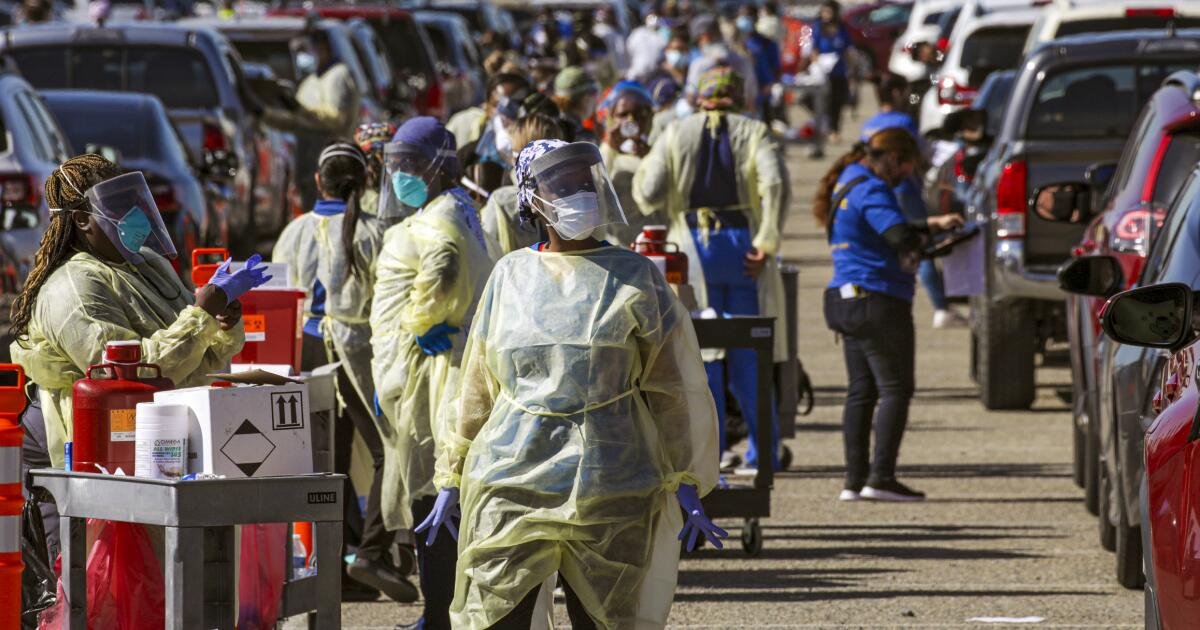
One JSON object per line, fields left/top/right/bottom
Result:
{"left": 779, "top": 445, "right": 793, "bottom": 471}
{"left": 740, "top": 519, "right": 763, "bottom": 556}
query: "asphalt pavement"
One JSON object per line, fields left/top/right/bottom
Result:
{"left": 324, "top": 100, "right": 1142, "bottom": 629}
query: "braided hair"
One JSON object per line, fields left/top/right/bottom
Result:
{"left": 11, "top": 154, "right": 120, "bottom": 342}
{"left": 318, "top": 142, "right": 369, "bottom": 279}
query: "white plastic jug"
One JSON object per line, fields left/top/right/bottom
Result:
{"left": 134, "top": 402, "right": 189, "bottom": 480}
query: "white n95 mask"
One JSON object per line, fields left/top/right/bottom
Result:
{"left": 534, "top": 191, "right": 602, "bottom": 240}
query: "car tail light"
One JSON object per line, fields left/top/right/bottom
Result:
{"left": 936, "top": 37, "right": 950, "bottom": 53}
{"left": 422, "top": 80, "right": 445, "bottom": 118}
{"left": 0, "top": 174, "right": 38, "bottom": 209}
{"left": 203, "top": 122, "right": 228, "bottom": 153}
{"left": 936, "top": 76, "right": 977, "bottom": 106}
{"left": 1112, "top": 207, "right": 1166, "bottom": 255}
{"left": 1126, "top": 7, "right": 1175, "bottom": 17}
{"left": 995, "top": 160, "right": 1027, "bottom": 239}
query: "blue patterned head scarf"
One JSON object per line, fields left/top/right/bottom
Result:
{"left": 515, "top": 139, "right": 569, "bottom": 213}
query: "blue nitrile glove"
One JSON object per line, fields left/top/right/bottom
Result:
{"left": 373, "top": 392, "right": 382, "bottom": 418}
{"left": 209, "top": 253, "right": 272, "bottom": 304}
{"left": 414, "top": 487, "right": 460, "bottom": 546}
{"left": 677, "top": 483, "right": 728, "bottom": 551}
{"left": 414, "top": 323, "right": 460, "bottom": 356}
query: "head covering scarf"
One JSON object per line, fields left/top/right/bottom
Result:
{"left": 696, "top": 65, "right": 745, "bottom": 112}
{"left": 355, "top": 122, "right": 397, "bottom": 154}
{"left": 514, "top": 139, "right": 569, "bottom": 213}
{"left": 392, "top": 116, "right": 460, "bottom": 177}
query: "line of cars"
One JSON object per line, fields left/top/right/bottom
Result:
{"left": 909, "top": 0, "right": 1200, "bottom": 622}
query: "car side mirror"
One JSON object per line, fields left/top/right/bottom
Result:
{"left": 1033, "top": 182, "right": 1092, "bottom": 223}
{"left": 1101, "top": 283, "right": 1195, "bottom": 350}
{"left": 1058, "top": 255, "right": 1123, "bottom": 297}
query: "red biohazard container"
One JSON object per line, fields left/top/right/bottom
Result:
{"left": 0, "top": 364, "right": 23, "bottom": 629}
{"left": 72, "top": 342, "right": 174, "bottom": 474}
{"left": 632, "top": 225, "right": 689, "bottom": 284}
{"left": 193, "top": 249, "right": 305, "bottom": 373}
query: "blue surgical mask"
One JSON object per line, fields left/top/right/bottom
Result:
{"left": 115, "top": 206, "right": 151, "bottom": 253}
{"left": 392, "top": 171, "right": 429, "bottom": 208}
{"left": 736, "top": 16, "right": 754, "bottom": 33}
{"left": 665, "top": 49, "right": 685, "bottom": 69}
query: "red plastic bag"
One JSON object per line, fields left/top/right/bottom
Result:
{"left": 38, "top": 520, "right": 165, "bottom": 630}
{"left": 236, "top": 523, "right": 287, "bottom": 630}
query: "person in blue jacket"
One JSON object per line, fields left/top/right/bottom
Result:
{"left": 814, "top": 128, "right": 962, "bottom": 503}
{"left": 810, "top": 0, "right": 852, "bottom": 140}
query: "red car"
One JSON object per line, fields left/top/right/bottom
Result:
{"left": 842, "top": 0, "right": 914, "bottom": 77}
{"left": 1100, "top": 274, "right": 1200, "bottom": 628}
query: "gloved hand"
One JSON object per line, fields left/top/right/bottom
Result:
{"left": 415, "top": 323, "right": 460, "bottom": 356}
{"left": 209, "top": 254, "right": 272, "bottom": 305}
{"left": 414, "top": 487, "right": 460, "bottom": 546}
{"left": 677, "top": 484, "right": 728, "bottom": 551}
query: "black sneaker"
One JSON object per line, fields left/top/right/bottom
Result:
{"left": 861, "top": 479, "right": 926, "bottom": 502}
{"left": 347, "top": 557, "right": 420, "bottom": 603}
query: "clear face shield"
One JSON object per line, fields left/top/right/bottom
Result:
{"left": 527, "top": 142, "right": 626, "bottom": 240}
{"left": 64, "top": 171, "right": 177, "bottom": 265}
{"left": 378, "top": 141, "right": 456, "bottom": 221}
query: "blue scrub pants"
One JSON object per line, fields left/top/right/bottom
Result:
{"left": 691, "top": 225, "right": 780, "bottom": 469}
{"left": 918, "top": 259, "right": 949, "bottom": 311}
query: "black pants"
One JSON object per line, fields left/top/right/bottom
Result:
{"left": 411, "top": 494, "right": 460, "bottom": 629}
{"left": 824, "top": 290, "right": 915, "bottom": 487}
{"left": 827, "top": 76, "right": 850, "bottom": 134}
{"left": 302, "top": 334, "right": 392, "bottom": 563}
{"left": 488, "top": 577, "right": 598, "bottom": 630}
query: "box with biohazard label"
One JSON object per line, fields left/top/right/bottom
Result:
{"left": 153, "top": 370, "right": 313, "bottom": 478}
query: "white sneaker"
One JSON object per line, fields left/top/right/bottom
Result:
{"left": 932, "top": 309, "right": 969, "bottom": 329}
{"left": 719, "top": 450, "right": 742, "bottom": 471}
{"left": 838, "top": 488, "right": 861, "bottom": 501}
{"left": 860, "top": 480, "right": 926, "bottom": 502}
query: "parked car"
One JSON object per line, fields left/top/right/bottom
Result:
{"left": 841, "top": 0, "right": 914, "bottom": 79}
{"left": 1024, "top": 0, "right": 1200, "bottom": 53}
{"left": 0, "top": 71, "right": 72, "bottom": 354}
{"left": 965, "top": 29, "right": 1200, "bottom": 410}
{"left": 266, "top": 4, "right": 446, "bottom": 120}
{"left": 887, "top": 0, "right": 963, "bottom": 83}
{"left": 1057, "top": 72, "right": 1200, "bottom": 574}
{"left": 42, "top": 90, "right": 211, "bottom": 271}
{"left": 416, "top": 11, "right": 485, "bottom": 114}
{"left": 918, "top": 6, "right": 1040, "bottom": 134}
{"left": 422, "top": 0, "right": 520, "bottom": 48}
{"left": 0, "top": 22, "right": 295, "bottom": 256}
{"left": 345, "top": 18, "right": 414, "bottom": 120}
{"left": 1096, "top": 220, "right": 1200, "bottom": 626}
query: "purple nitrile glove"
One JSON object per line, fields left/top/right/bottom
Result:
{"left": 414, "top": 487, "right": 460, "bottom": 546}
{"left": 677, "top": 483, "right": 728, "bottom": 551}
{"left": 209, "top": 253, "right": 272, "bottom": 304}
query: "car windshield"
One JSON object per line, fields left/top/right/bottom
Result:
{"left": 961, "top": 26, "right": 1031, "bottom": 87}
{"left": 45, "top": 96, "right": 187, "bottom": 168}
{"left": 1057, "top": 17, "right": 1200, "bottom": 37}
{"left": 975, "top": 73, "right": 1015, "bottom": 136}
{"left": 8, "top": 45, "right": 219, "bottom": 109}
{"left": 369, "top": 17, "right": 436, "bottom": 80}
{"left": 231, "top": 40, "right": 297, "bottom": 83}
{"left": 1027, "top": 62, "right": 1198, "bottom": 139}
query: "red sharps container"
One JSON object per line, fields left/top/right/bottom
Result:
{"left": 632, "top": 225, "right": 689, "bottom": 284}
{"left": 71, "top": 341, "right": 174, "bottom": 473}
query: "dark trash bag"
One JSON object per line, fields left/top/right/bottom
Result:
{"left": 21, "top": 494, "right": 55, "bottom": 629}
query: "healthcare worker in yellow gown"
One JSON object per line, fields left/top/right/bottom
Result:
{"left": 369, "top": 117, "right": 494, "bottom": 630}
{"left": 420, "top": 140, "right": 724, "bottom": 629}
{"left": 9, "top": 154, "right": 257, "bottom": 468}
{"left": 633, "top": 66, "right": 789, "bottom": 471}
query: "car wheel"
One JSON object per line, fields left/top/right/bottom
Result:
{"left": 977, "top": 299, "right": 1036, "bottom": 409}
{"left": 1099, "top": 465, "right": 1116, "bottom": 552}
{"left": 1116, "top": 484, "right": 1145, "bottom": 589}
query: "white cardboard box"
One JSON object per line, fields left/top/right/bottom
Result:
{"left": 154, "top": 378, "right": 313, "bottom": 478}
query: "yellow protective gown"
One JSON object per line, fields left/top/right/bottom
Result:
{"left": 479, "top": 185, "right": 542, "bottom": 259}
{"left": 437, "top": 245, "right": 719, "bottom": 629}
{"left": 633, "top": 111, "right": 789, "bottom": 361}
{"left": 10, "top": 251, "right": 245, "bottom": 468}
{"left": 370, "top": 190, "right": 494, "bottom": 530}
{"left": 446, "top": 106, "right": 488, "bottom": 149}
{"left": 599, "top": 143, "right": 668, "bottom": 247}
{"left": 296, "top": 63, "right": 361, "bottom": 139}
{"left": 272, "top": 207, "right": 387, "bottom": 425}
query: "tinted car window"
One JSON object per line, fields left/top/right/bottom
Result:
{"left": 1057, "top": 17, "right": 1200, "bottom": 37}
{"left": 232, "top": 40, "right": 297, "bottom": 82}
{"left": 46, "top": 97, "right": 186, "bottom": 167}
{"left": 1107, "top": 106, "right": 1158, "bottom": 202}
{"left": 1027, "top": 63, "right": 1195, "bottom": 140}
{"left": 13, "top": 92, "right": 54, "bottom": 162}
{"left": 924, "top": 10, "right": 946, "bottom": 25}
{"left": 1150, "top": 179, "right": 1200, "bottom": 288}
{"left": 10, "top": 46, "right": 219, "bottom": 109}
{"left": 961, "top": 26, "right": 1030, "bottom": 87}
{"left": 369, "top": 16, "right": 436, "bottom": 80}
{"left": 1154, "top": 133, "right": 1200, "bottom": 207}
{"left": 1143, "top": 171, "right": 1200, "bottom": 283}
{"left": 868, "top": 4, "right": 911, "bottom": 27}
{"left": 974, "top": 73, "right": 1015, "bottom": 137}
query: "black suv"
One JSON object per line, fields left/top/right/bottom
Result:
{"left": 966, "top": 29, "right": 1200, "bottom": 409}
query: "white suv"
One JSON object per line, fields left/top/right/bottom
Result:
{"left": 1023, "top": 0, "right": 1200, "bottom": 53}
{"left": 919, "top": 7, "right": 1042, "bottom": 134}
{"left": 888, "top": 0, "right": 964, "bottom": 83}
